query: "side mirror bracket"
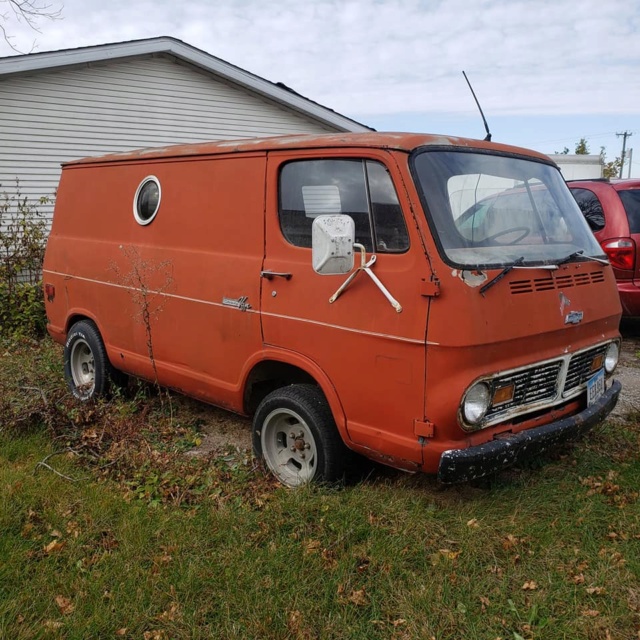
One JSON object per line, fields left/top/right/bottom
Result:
{"left": 311, "top": 215, "right": 402, "bottom": 313}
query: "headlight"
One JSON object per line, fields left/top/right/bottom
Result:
{"left": 604, "top": 342, "right": 619, "bottom": 374}
{"left": 463, "top": 382, "right": 491, "bottom": 426}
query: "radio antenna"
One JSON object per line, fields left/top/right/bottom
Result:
{"left": 462, "top": 70, "right": 492, "bottom": 141}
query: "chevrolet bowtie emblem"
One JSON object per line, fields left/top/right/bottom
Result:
{"left": 565, "top": 310, "right": 584, "bottom": 325}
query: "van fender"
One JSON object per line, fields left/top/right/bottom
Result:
{"left": 64, "top": 307, "right": 104, "bottom": 337}
{"left": 240, "top": 347, "right": 350, "bottom": 444}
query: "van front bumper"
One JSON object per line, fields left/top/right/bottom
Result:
{"left": 437, "top": 380, "right": 622, "bottom": 484}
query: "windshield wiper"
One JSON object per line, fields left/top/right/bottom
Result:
{"left": 480, "top": 256, "right": 525, "bottom": 296}
{"left": 555, "top": 250, "right": 609, "bottom": 266}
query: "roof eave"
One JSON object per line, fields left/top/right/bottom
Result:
{"left": 0, "top": 36, "right": 371, "bottom": 133}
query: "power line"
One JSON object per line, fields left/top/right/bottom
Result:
{"left": 533, "top": 131, "right": 622, "bottom": 145}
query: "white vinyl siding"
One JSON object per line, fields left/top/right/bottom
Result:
{"left": 0, "top": 54, "right": 337, "bottom": 224}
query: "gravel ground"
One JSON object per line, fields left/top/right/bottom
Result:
{"left": 614, "top": 318, "right": 640, "bottom": 418}
{"left": 188, "top": 320, "right": 640, "bottom": 458}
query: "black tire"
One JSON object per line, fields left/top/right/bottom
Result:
{"left": 252, "top": 384, "right": 349, "bottom": 487}
{"left": 63, "top": 320, "right": 119, "bottom": 401}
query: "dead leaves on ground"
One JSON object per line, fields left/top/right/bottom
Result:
{"left": 580, "top": 471, "right": 639, "bottom": 507}
{"left": 335, "top": 579, "right": 371, "bottom": 608}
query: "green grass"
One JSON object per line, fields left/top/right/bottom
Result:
{"left": 1, "top": 338, "right": 640, "bottom": 639}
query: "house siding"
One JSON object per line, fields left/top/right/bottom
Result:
{"left": 0, "top": 54, "right": 336, "bottom": 222}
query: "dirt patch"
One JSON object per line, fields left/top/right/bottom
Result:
{"left": 183, "top": 402, "right": 251, "bottom": 458}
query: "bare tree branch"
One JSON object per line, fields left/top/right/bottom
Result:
{"left": 34, "top": 449, "right": 79, "bottom": 482}
{"left": 1, "top": 0, "right": 63, "bottom": 53}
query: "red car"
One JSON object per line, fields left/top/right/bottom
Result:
{"left": 568, "top": 179, "right": 640, "bottom": 318}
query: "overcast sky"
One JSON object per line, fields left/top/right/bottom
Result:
{"left": 2, "top": 0, "right": 639, "bottom": 174}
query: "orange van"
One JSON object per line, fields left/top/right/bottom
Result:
{"left": 43, "top": 132, "right": 622, "bottom": 486}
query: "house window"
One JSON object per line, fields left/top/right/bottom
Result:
{"left": 279, "top": 159, "right": 409, "bottom": 252}
{"left": 133, "top": 176, "right": 161, "bottom": 226}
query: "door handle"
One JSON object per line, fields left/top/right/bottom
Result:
{"left": 261, "top": 271, "right": 292, "bottom": 280}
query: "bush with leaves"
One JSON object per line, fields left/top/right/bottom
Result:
{"left": 0, "top": 181, "right": 51, "bottom": 337}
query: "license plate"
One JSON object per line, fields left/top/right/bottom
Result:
{"left": 587, "top": 368, "right": 605, "bottom": 406}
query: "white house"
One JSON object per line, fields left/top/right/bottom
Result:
{"left": 0, "top": 36, "right": 371, "bottom": 223}
{"left": 550, "top": 154, "right": 603, "bottom": 180}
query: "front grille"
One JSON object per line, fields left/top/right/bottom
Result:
{"left": 472, "top": 341, "right": 613, "bottom": 429}
{"left": 486, "top": 361, "right": 562, "bottom": 419}
{"left": 564, "top": 344, "right": 608, "bottom": 395}
{"left": 510, "top": 270, "right": 605, "bottom": 295}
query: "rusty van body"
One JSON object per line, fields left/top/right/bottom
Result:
{"left": 43, "top": 132, "right": 622, "bottom": 486}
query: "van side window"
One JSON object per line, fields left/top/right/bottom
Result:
{"left": 133, "top": 176, "right": 161, "bottom": 226}
{"left": 570, "top": 188, "right": 605, "bottom": 231}
{"left": 279, "top": 159, "right": 409, "bottom": 253}
{"left": 366, "top": 160, "right": 410, "bottom": 252}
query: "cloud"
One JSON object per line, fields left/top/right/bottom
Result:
{"left": 1, "top": 0, "right": 639, "bottom": 118}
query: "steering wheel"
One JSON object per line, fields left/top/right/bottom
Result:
{"left": 485, "top": 226, "right": 531, "bottom": 245}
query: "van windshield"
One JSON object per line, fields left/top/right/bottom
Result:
{"left": 411, "top": 149, "right": 604, "bottom": 268}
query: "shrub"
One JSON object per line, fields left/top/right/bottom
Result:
{"left": 0, "top": 181, "right": 51, "bottom": 337}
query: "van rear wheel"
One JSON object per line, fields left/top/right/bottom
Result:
{"left": 64, "top": 320, "right": 118, "bottom": 401}
{"left": 252, "top": 384, "right": 348, "bottom": 487}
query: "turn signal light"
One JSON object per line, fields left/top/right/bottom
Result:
{"left": 601, "top": 238, "right": 636, "bottom": 271}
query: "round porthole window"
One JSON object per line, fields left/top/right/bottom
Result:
{"left": 133, "top": 176, "right": 161, "bottom": 225}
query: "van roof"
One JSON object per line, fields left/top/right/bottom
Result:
{"left": 65, "top": 132, "right": 554, "bottom": 167}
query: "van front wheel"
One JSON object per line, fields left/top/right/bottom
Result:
{"left": 64, "top": 320, "right": 113, "bottom": 401}
{"left": 252, "top": 384, "right": 348, "bottom": 487}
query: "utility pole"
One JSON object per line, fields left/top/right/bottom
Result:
{"left": 628, "top": 149, "right": 633, "bottom": 178}
{"left": 616, "top": 131, "right": 633, "bottom": 178}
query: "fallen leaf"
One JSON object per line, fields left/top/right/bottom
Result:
{"left": 321, "top": 548, "right": 337, "bottom": 569}
{"left": 116, "top": 629, "right": 127, "bottom": 636}
{"left": 50, "top": 529, "right": 62, "bottom": 538}
{"left": 522, "top": 581, "right": 538, "bottom": 591}
{"left": 43, "top": 620, "right": 63, "bottom": 630}
{"left": 489, "top": 565, "right": 504, "bottom": 578}
{"left": 304, "top": 539, "right": 321, "bottom": 555}
{"left": 348, "top": 588, "right": 368, "bottom": 606}
{"left": 157, "top": 603, "right": 180, "bottom": 622}
{"left": 55, "top": 595, "right": 74, "bottom": 615}
{"left": 503, "top": 534, "right": 520, "bottom": 550}
{"left": 44, "top": 540, "right": 65, "bottom": 554}
{"left": 573, "top": 573, "right": 585, "bottom": 584}
{"left": 288, "top": 609, "right": 306, "bottom": 637}
{"left": 467, "top": 518, "right": 479, "bottom": 528}
{"left": 583, "top": 609, "right": 600, "bottom": 617}
{"left": 586, "top": 586, "right": 606, "bottom": 595}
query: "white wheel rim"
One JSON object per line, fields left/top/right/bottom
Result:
{"left": 261, "top": 408, "right": 318, "bottom": 487}
{"left": 70, "top": 339, "right": 95, "bottom": 394}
